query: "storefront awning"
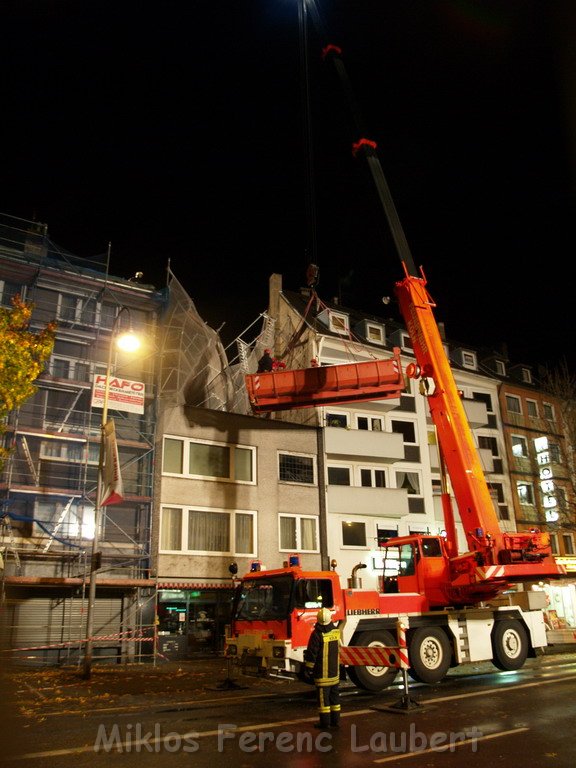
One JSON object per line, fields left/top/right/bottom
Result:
{"left": 157, "top": 581, "right": 233, "bottom": 590}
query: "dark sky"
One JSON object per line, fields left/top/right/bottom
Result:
{"left": 2, "top": 1, "right": 576, "bottom": 370}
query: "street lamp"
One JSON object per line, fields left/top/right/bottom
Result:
{"left": 82, "top": 311, "right": 141, "bottom": 679}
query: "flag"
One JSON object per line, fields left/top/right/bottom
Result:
{"left": 99, "top": 418, "right": 124, "bottom": 507}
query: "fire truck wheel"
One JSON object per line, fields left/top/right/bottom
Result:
{"left": 491, "top": 619, "right": 528, "bottom": 671}
{"left": 346, "top": 630, "right": 399, "bottom": 692}
{"left": 408, "top": 626, "right": 452, "bottom": 684}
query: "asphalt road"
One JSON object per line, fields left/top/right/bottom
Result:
{"left": 3, "top": 652, "right": 576, "bottom": 767}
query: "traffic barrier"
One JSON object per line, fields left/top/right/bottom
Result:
{"left": 340, "top": 619, "right": 410, "bottom": 669}
{"left": 0, "top": 630, "right": 154, "bottom": 654}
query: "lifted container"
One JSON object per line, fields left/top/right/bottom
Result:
{"left": 245, "top": 348, "right": 405, "bottom": 413}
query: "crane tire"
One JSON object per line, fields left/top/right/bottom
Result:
{"left": 408, "top": 626, "right": 452, "bottom": 684}
{"left": 346, "top": 630, "right": 399, "bottom": 692}
{"left": 491, "top": 619, "right": 528, "bottom": 671}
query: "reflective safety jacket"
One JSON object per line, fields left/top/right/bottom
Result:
{"left": 304, "top": 622, "right": 341, "bottom": 687}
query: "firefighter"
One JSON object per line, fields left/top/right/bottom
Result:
{"left": 304, "top": 607, "right": 341, "bottom": 729}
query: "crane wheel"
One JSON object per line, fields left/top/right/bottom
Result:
{"left": 491, "top": 619, "right": 528, "bottom": 671}
{"left": 408, "top": 626, "right": 452, "bottom": 684}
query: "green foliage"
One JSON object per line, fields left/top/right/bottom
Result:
{"left": 0, "top": 295, "right": 56, "bottom": 471}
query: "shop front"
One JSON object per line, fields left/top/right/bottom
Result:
{"left": 156, "top": 582, "right": 234, "bottom": 660}
{"left": 533, "top": 556, "right": 576, "bottom": 636}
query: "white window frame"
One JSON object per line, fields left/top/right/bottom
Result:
{"left": 162, "top": 436, "right": 256, "bottom": 485}
{"left": 358, "top": 466, "right": 387, "bottom": 487}
{"left": 365, "top": 322, "right": 385, "bottom": 345}
{"left": 327, "top": 464, "right": 352, "bottom": 486}
{"left": 278, "top": 451, "right": 317, "bottom": 485}
{"left": 520, "top": 367, "right": 532, "bottom": 384}
{"left": 526, "top": 399, "right": 538, "bottom": 419}
{"left": 494, "top": 359, "right": 506, "bottom": 376}
{"left": 355, "top": 413, "right": 384, "bottom": 431}
{"left": 325, "top": 410, "right": 350, "bottom": 428}
{"left": 511, "top": 434, "right": 528, "bottom": 458}
{"left": 461, "top": 350, "right": 477, "bottom": 370}
{"left": 328, "top": 310, "right": 349, "bottom": 335}
{"left": 390, "top": 418, "right": 418, "bottom": 445}
{"left": 543, "top": 402, "right": 555, "bottom": 422}
{"left": 517, "top": 481, "right": 535, "bottom": 506}
{"left": 159, "top": 504, "right": 257, "bottom": 556}
{"left": 505, "top": 394, "right": 522, "bottom": 415}
{"left": 400, "top": 331, "right": 413, "bottom": 352}
{"left": 278, "top": 513, "right": 320, "bottom": 553}
{"left": 341, "top": 519, "right": 368, "bottom": 548}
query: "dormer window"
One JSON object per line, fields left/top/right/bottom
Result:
{"left": 494, "top": 359, "right": 506, "bottom": 376}
{"left": 355, "top": 319, "right": 385, "bottom": 345}
{"left": 318, "top": 308, "right": 349, "bottom": 335}
{"left": 461, "top": 350, "right": 477, "bottom": 370}
{"left": 520, "top": 367, "right": 532, "bottom": 384}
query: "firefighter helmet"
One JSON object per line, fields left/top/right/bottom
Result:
{"left": 316, "top": 608, "right": 332, "bottom": 625}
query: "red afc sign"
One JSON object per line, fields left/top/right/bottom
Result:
{"left": 91, "top": 375, "right": 145, "bottom": 415}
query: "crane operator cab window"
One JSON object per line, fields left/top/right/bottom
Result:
{"left": 294, "top": 578, "right": 334, "bottom": 609}
{"left": 382, "top": 543, "right": 416, "bottom": 592}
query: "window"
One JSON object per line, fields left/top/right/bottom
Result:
{"left": 520, "top": 367, "right": 532, "bottom": 384}
{"left": 489, "top": 482, "right": 509, "bottom": 521}
{"left": 163, "top": 438, "right": 183, "bottom": 473}
{"left": 326, "top": 412, "right": 348, "bottom": 428}
{"left": 511, "top": 435, "right": 528, "bottom": 458}
{"left": 526, "top": 399, "right": 538, "bottom": 419}
{"left": 548, "top": 442, "right": 561, "bottom": 465}
{"left": 360, "top": 468, "right": 386, "bottom": 487}
{"left": 278, "top": 452, "right": 316, "bottom": 484}
{"left": 357, "top": 415, "right": 383, "bottom": 431}
{"left": 329, "top": 311, "right": 349, "bottom": 335}
{"left": 391, "top": 419, "right": 416, "bottom": 443}
{"left": 279, "top": 514, "right": 319, "bottom": 552}
{"left": 400, "top": 332, "right": 413, "bottom": 351}
{"left": 472, "top": 391, "right": 494, "bottom": 413}
{"left": 160, "top": 505, "right": 255, "bottom": 555}
{"left": 395, "top": 470, "right": 424, "bottom": 514}
{"left": 161, "top": 507, "right": 183, "bottom": 550}
{"left": 549, "top": 533, "right": 559, "bottom": 554}
{"left": 162, "top": 437, "right": 255, "bottom": 483}
{"left": 58, "top": 293, "right": 97, "bottom": 326}
{"left": 494, "top": 360, "right": 506, "bottom": 376}
{"left": 396, "top": 471, "right": 421, "bottom": 495}
{"left": 543, "top": 402, "right": 555, "bottom": 422}
{"left": 510, "top": 437, "right": 527, "bottom": 462}
{"left": 327, "top": 466, "right": 351, "bottom": 485}
{"left": 505, "top": 395, "right": 521, "bottom": 415}
{"left": 51, "top": 358, "right": 70, "bottom": 378}
{"left": 461, "top": 350, "right": 477, "bottom": 370}
{"left": 517, "top": 481, "right": 535, "bottom": 505}
{"left": 478, "top": 435, "right": 502, "bottom": 472}
{"left": 365, "top": 323, "right": 385, "bottom": 345}
{"left": 562, "top": 534, "right": 574, "bottom": 556}
{"left": 342, "top": 521, "right": 366, "bottom": 547}
{"left": 0, "top": 280, "right": 20, "bottom": 306}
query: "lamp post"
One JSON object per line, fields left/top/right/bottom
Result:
{"left": 82, "top": 311, "right": 140, "bottom": 679}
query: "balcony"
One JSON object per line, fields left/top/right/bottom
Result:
{"left": 324, "top": 426, "right": 405, "bottom": 463}
{"left": 327, "top": 485, "right": 410, "bottom": 517}
{"left": 425, "top": 398, "right": 488, "bottom": 429}
{"left": 428, "top": 444, "right": 494, "bottom": 473}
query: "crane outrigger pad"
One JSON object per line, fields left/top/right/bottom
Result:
{"left": 245, "top": 348, "right": 405, "bottom": 413}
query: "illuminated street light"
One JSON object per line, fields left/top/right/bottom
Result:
{"left": 82, "top": 310, "right": 141, "bottom": 679}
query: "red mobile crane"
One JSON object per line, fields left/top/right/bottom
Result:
{"left": 226, "top": 8, "right": 571, "bottom": 691}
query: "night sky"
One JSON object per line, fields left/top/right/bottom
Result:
{"left": 2, "top": 1, "right": 576, "bottom": 370}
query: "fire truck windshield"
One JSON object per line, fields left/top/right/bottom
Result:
{"left": 234, "top": 575, "right": 294, "bottom": 621}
